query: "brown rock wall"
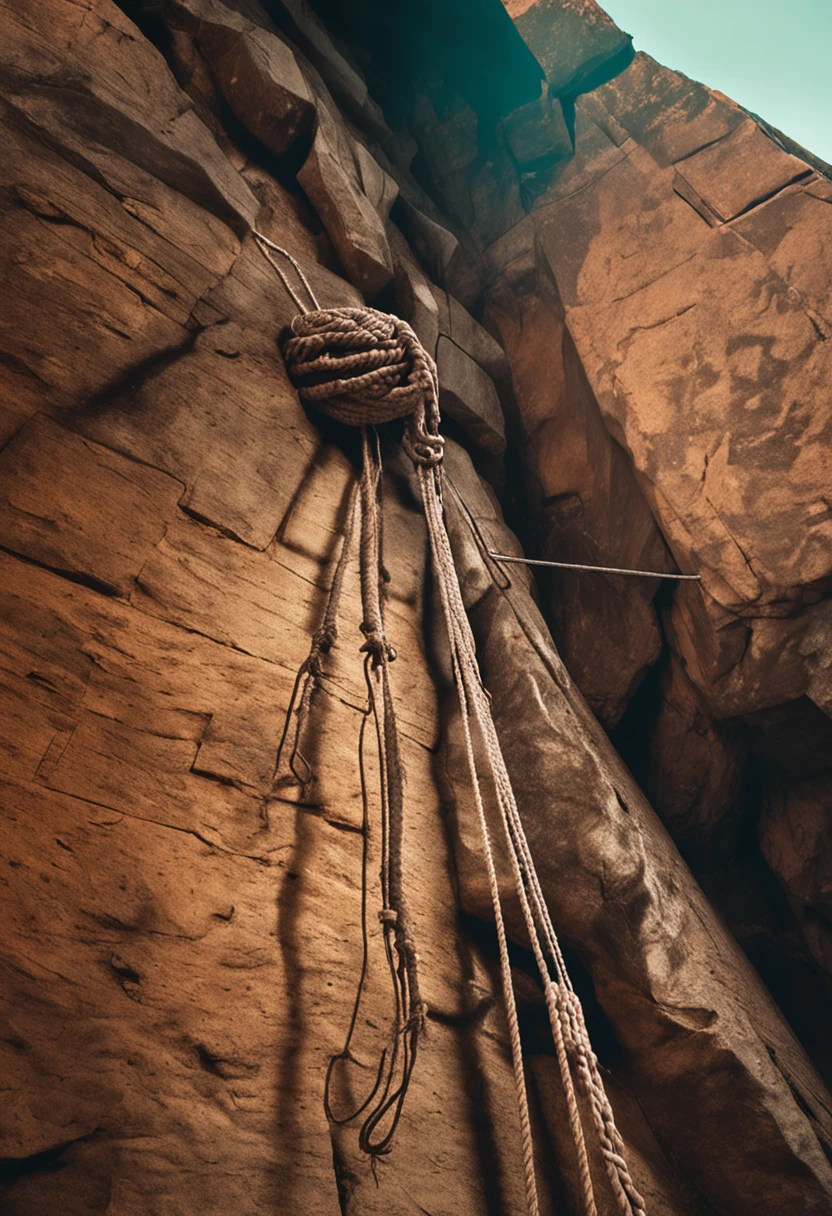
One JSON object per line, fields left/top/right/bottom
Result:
{"left": 4, "top": 0, "right": 832, "bottom": 1212}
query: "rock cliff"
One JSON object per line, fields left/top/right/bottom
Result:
{"left": 1, "top": 1, "right": 830, "bottom": 1214}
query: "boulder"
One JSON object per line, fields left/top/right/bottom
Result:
{"left": 177, "top": 1, "right": 316, "bottom": 157}
{"left": 674, "top": 119, "right": 810, "bottom": 223}
{"left": 501, "top": 89, "right": 573, "bottom": 168}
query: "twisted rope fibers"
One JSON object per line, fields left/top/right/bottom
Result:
{"left": 262, "top": 235, "right": 645, "bottom": 1215}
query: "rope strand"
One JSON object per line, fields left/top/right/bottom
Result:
{"left": 267, "top": 258, "right": 647, "bottom": 1214}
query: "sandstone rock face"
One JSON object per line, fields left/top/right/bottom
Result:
{"left": 3, "top": 0, "right": 832, "bottom": 1213}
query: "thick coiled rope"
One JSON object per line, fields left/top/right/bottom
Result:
{"left": 260, "top": 233, "right": 646, "bottom": 1216}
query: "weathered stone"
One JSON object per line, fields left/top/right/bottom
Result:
{"left": 529, "top": 105, "right": 633, "bottom": 212}
{"left": 465, "top": 148, "right": 527, "bottom": 248}
{"left": 666, "top": 588, "right": 832, "bottom": 721}
{"left": 393, "top": 194, "right": 484, "bottom": 308}
{"left": 0, "top": 421, "right": 523, "bottom": 1215}
{"left": 268, "top": 0, "right": 391, "bottom": 140}
{"left": 745, "top": 697, "right": 832, "bottom": 778}
{"left": 503, "top": 0, "right": 633, "bottom": 97}
{"left": 352, "top": 140, "right": 399, "bottom": 222}
{"left": 530, "top": 1055, "right": 704, "bottom": 1216}
{"left": 74, "top": 236, "right": 361, "bottom": 551}
{"left": 388, "top": 223, "right": 441, "bottom": 356}
{"left": 436, "top": 334, "right": 506, "bottom": 458}
{"left": 198, "top": 18, "right": 315, "bottom": 156}
{"left": 0, "top": 3, "right": 248, "bottom": 441}
{"left": 538, "top": 142, "right": 832, "bottom": 619}
{"left": 447, "top": 293, "right": 510, "bottom": 383}
{"left": 801, "top": 603, "right": 832, "bottom": 717}
{"left": 733, "top": 183, "right": 832, "bottom": 332}
{"left": 593, "top": 51, "right": 745, "bottom": 166}
{"left": 675, "top": 119, "right": 811, "bottom": 223}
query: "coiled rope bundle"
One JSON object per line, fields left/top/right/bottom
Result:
{"left": 258, "top": 231, "right": 646, "bottom": 1216}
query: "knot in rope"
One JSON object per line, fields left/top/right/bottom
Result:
{"left": 282, "top": 307, "right": 444, "bottom": 469}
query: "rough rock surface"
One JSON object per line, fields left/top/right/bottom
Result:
{"left": 503, "top": 0, "right": 633, "bottom": 97}
{"left": 3, "top": 0, "right": 832, "bottom": 1213}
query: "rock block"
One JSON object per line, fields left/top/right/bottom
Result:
{"left": 0, "top": 0, "right": 258, "bottom": 236}
{"left": 448, "top": 293, "right": 510, "bottom": 383}
{"left": 389, "top": 223, "right": 441, "bottom": 356}
{"left": 760, "top": 773, "right": 832, "bottom": 980}
{"left": 675, "top": 119, "right": 810, "bottom": 222}
{"left": 297, "top": 80, "right": 394, "bottom": 297}
{"left": 646, "top": 653, "right": 749, "bottom": 869}
{"left": 203, "top": 21, "right": 315, "bottom": 156}
{"left": 437, "top": 334, "right": 506, "bottom": 457}
{"left": 503, "top": 0, "right": 633, "bottom": 97}
{"left": 502, "top": 90, "right": 573, "bottom": 168}
{"left": 732, "top": 183, "right": 832, "bottom": 331}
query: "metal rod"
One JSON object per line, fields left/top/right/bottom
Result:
{"left": 488, "top": 553, "right": 701, "bottom": 581}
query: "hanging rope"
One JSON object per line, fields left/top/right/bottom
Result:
{"left": 259, "top": 233, "right": 646, "bottom": 1216}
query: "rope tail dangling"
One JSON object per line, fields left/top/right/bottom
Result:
{"left": 258, "top": 232, "right": 647, "bottom": 1216}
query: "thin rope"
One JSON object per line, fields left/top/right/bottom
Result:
{"left": 253, "top": 229, "right": 321, "bottom": 314}
{"left": 265, "top": 245, "right": 647, "bottom": 1214}
{"left": 490, "top": 553, "right": 700, "bottom": 580}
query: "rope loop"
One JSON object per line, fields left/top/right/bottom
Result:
{"left": 282, "top": 306, "right": 444, "bottom": 468}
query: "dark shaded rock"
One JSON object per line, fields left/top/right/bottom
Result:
{"left": 759, "top": 773, "right": 832, "bottom": 982}
{"left": 745, "top": 697, "right": 832, "bottom": 779}
{"left": 297, "top": 76, "right": 394, "bottom": 296}
{"left": 485, "top": 276, "right": 674, "bottom": 728}
{"left": 389, "top": 222, "right": 441, "bottom": 355}
{"left": 646, "top": 653, "right": 749, "bottom": 869}
{"left": 162, "top": 0, "right": 315, "bottom": 156}
{"left": 436, "top": 335, "right": 506, "bottom": 458}
{"left": 447, "top": 293, "right": 510, "bottom": 385}
{"left": 267, "top": 0, "right": 391, "bottom": 139}
{"left": 502, "top": 89, "right": 573, "bottom": 168}
{"left": 394, "top": 195, "right": 483, "bottom": 308}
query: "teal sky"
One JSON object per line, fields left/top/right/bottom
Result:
{"left": 600, "top": 0, "right": 832, "bottom": 164}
